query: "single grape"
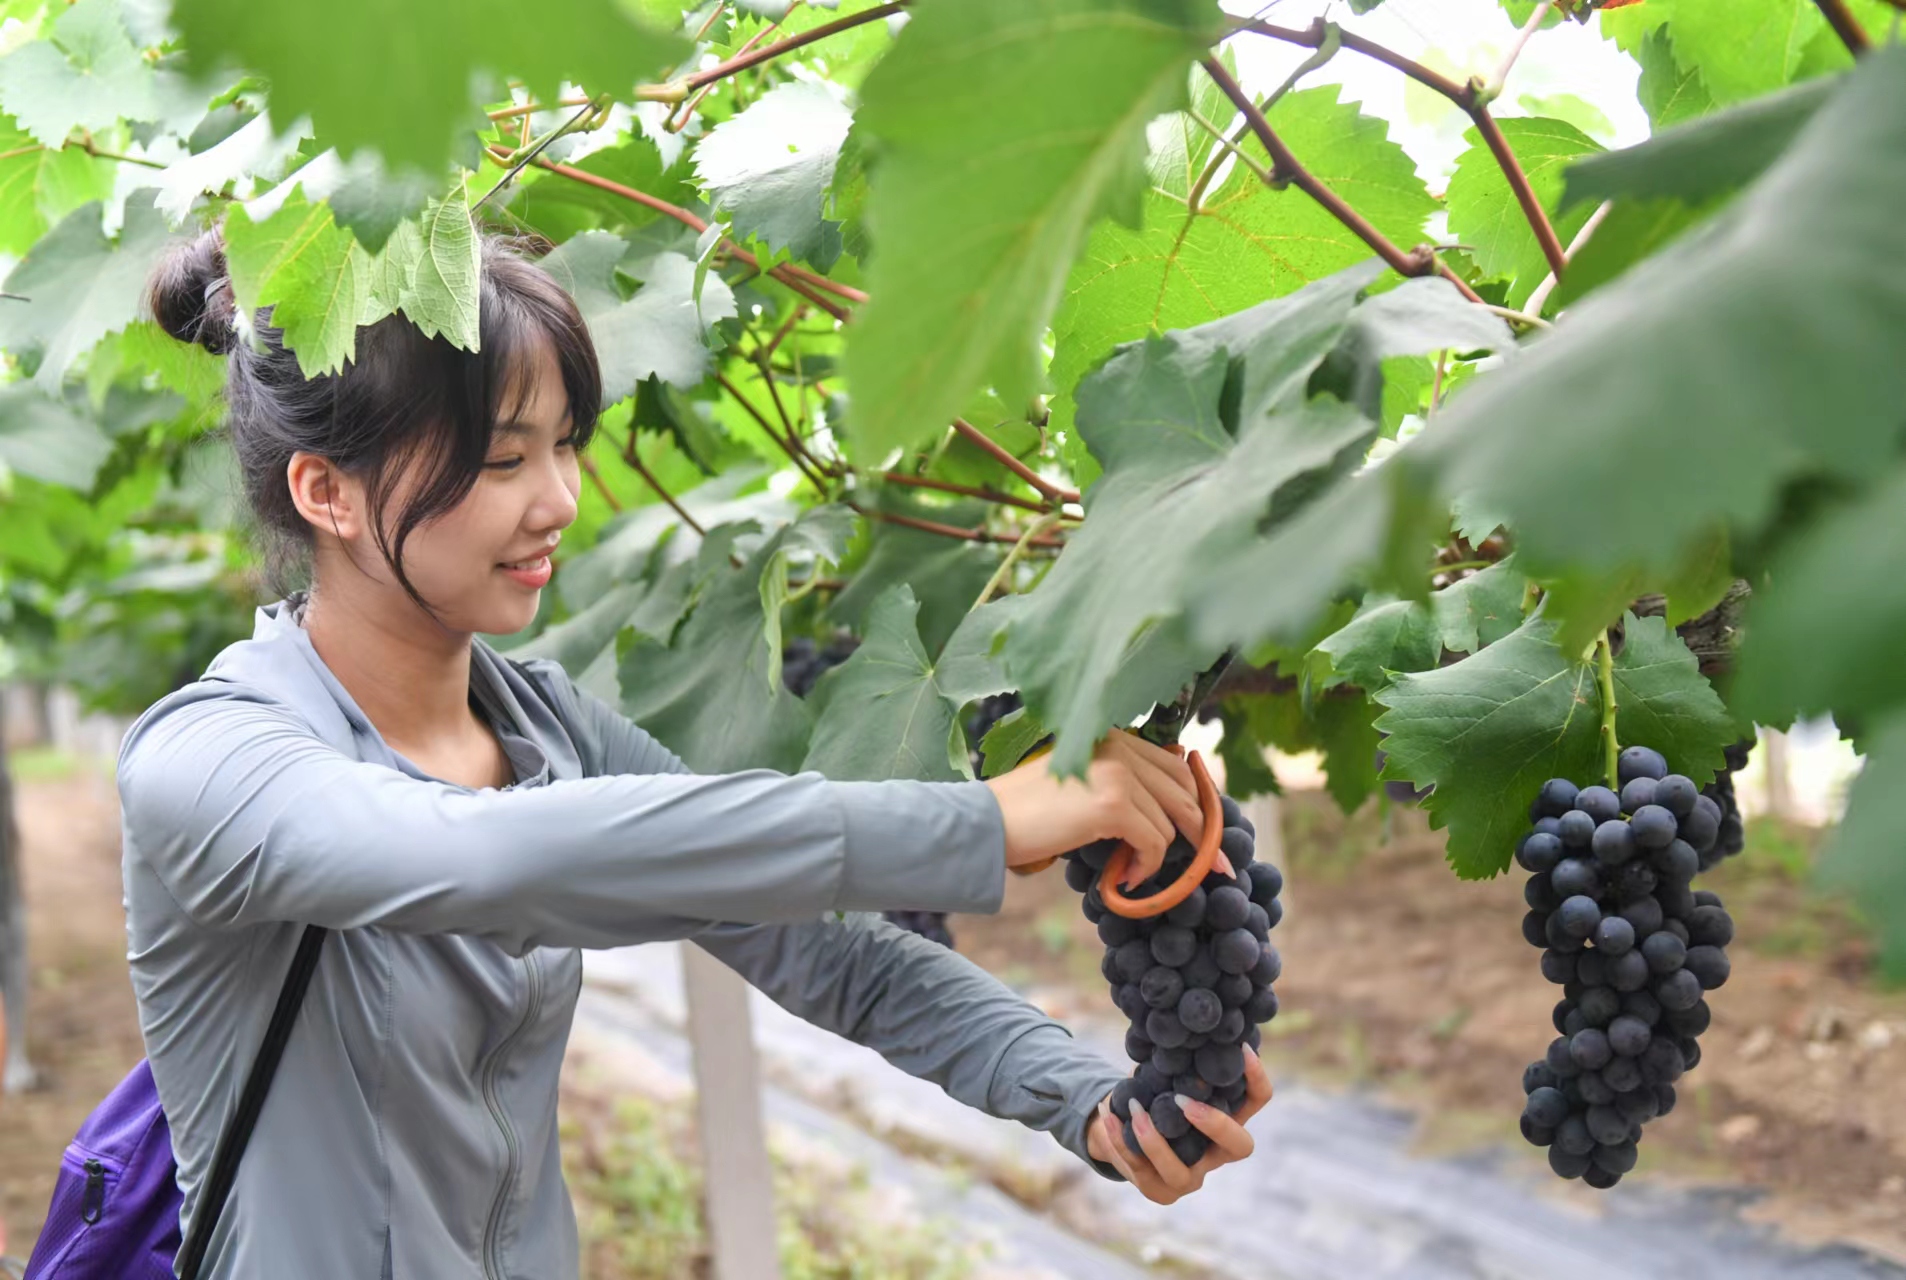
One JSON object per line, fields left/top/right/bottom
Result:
{"left": 1600, "top": 1054, "right": 1642, "bottom": 1094}
{"left": 1654, "top": 969, "right": 1702, "bottom": 1013}
{"left": 1195, "top": 1041, "right": 1246, "bottom": 1087}
{"left": 1525, "top": 875, "right": 1563, "bottom": 912}
{"left": 1655, "top": 1083, "right": 1678, "bottom": 1117}
{"left": 1593, "top": 916, "right": 1636, "bottom": 956}
{"left": 1575, "top": 785, "right": 1623, "bottom": 824}
{"left": 1524, "top": 1086, "right": 1570, "bottom": 1128}
{"left": 1640, "top": 1038, "right": 1686, "bottom": 1085}
{"left": 1679, "top": 1037, "right": 1703, "bottom": 1071}
{"left": 1619, "top": 896, "right": 1664, "bottom": 937}
{"left": 1124, "top": 1028, "right": 1153, "bottom": 1063}
{"left": 1146, "top": 1009, "right": 1189, "bottom": 1048}
{"left": 1165, "top": 886, "right": 1208, "bottom": 929}
{"left": 1656, "top": 882, "right": 1697, "bottom": 920}
{"left": 1116, "top": 984, "right": 1149, "bottom": 1023}
{"left": 1141, "top": 965, "right": 1186, "bottom": 1010}
{"left": 1662, "top": 999, "right": 1710, "bottom": 1037}
{"left": 1219, "top": 826, "right": 1255, "bottom": 871}
{"left": 1115, "top": 939, "right": 1155, "bottom": 983}
{"left": 1137, "top": 1061, "right": 1174, "bottom": 1097}
{"left": 1215, "top": 972, "right": 1253, "bottom": 1008}
{"left": 1064, "top": 857, "right": 1097, "bottom": 893}
{"left": 1178, "top": 987, "right": 1223, "bottom": 1035}
{"left": 1618, "top": 746, "right": 1668, "bottom": 785}
{"left": 1608, "top": 950, "right": 1651, "bottom": 993}
{"left": 1651, "top": 839, "right": 1699, "bottom": 885}
{"left": 1181, "top": 949, "right": 1223, "bottom": 990}
{"left": 1555, "top": 1113, "right": 1595, "bottom": 1155}
{"left": 1684, "top": 945, "right": 1730, "bottom": 990}
{"left": 1172, "top": 1072, "right": 1213, "bottom": 1103}
{"left": 1678, "top": 801, "right": 1720, "bottom": 854}
{"left": 1521, "top": 1115, "right": 1556, "bottom": 1147}
{"left": 1260, "top": 898, "right": 1283, "bottom": 931}
{"left": 1534, "top": 777, "right": 1581, "bottom": 818}
{"left": 1220, "top": 794, "right": 1243, "bottom": 828}
{"left": 1149, "top": 1093, "right": 1192, "bottom": 1140}
{"left": 1524, "top": 1061, "right": 1559, "bottom": 1095}
{"left": 1247, "top": 862, "right": 1283, "bottom": 905}
{"left": 1546, "top": 1037, "right": 1582, "bottom": 1078}
{"left": 1557, "top": 895, "right": 1602, "bottom": 939}
{"left": 1244, "top": 986, "right": 1279, "bottom": 1023}
{"left": 1591, "top": 819, "right": 1639, "bottom": 867}
{"left": 1212, "top": 1007, "right": 1247, "bottom": 1044}
{"left": 1578, "top": 986, "right": 1621, "bottom": 1027}
{"left": 1169, "top": 1131, "right": 1211, "bottom": 1167}
{"left": 1607, "top": 1014, "right": 1653, "bottom": 1058}
{"left": 1685, "top": 905, "right": 1735, "bottom": 948}
{"left": 1250, "top": 945, "right": 1281, "bottom": 986}
{"left": 1098, "top": 914, "right": 1144, "bottom": 948}
{"left": 1546, "top": 912, "right": 1587, "bottom": 953}
{"left": 1540, "top": 949, "right": 1577, "bottom": 985}
{"left": 1576, "top": 1070, "right": 1615, "bottom": 1105}
{"left": 1517, "top": 832, "right": 1565, "bottom": 874}
{"left": 1618, "top": 777, "right": 1658, "bottom": 814}
{"left": 1615, "top": 1087, "right": 1658, "bottom": 1124}
{"left": 1552, "top": 858, "right": 1602, "bottom": 900}
{"left": 1614, "top": 862, "right": 1657, "bottom": 900}
{"left": 1564, "top": 1010, "right": 1591, "bottom": 1037}
{"left": 1582, "top": 1164, "right": 1622, "bottom": 1189}
{"left": 1641, "top": 931, "right": 1687, "bottom": 976}
{"left": 1557, "top": 809, "right": 1597, "bottom": 848}
{"left": 1593, "top": 1139, "right": 1638, "bottom": 1175}
{"left": 1631, "top": 804, "right": 1678, "bottom": 850}
{"left": 1570, "top": 1028, "right": 1613, "bottom": 1071}
{"left": 1621, "top": 990, "right": 1662, "bottom": 1028}
{"left": 1576, "top": 950, "right": 1609, "bottom": 988}
{"left": 1214, "top": 928, "right": 1262, "bottom": 975}
{"left": 1586, "top": 1104, "right": 1630, "bottom": 1146}
{"left": 1552, "top": 999, "right": 1575, "bottom": 1035}
{"left": 1549, "top": 1145, "right": 1593, "bottom": 1179}
{"left": 1151, "top": 925, "right": 1198, "bottom": 968}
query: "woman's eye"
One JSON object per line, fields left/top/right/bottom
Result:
{"left": 485, "top": 457, "right": 523, "bottom": 471}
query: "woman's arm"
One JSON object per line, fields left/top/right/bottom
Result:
{"left": 528, "top": 660, "right": 1128, "bottom": 1177}
{"left": 693, "top": 913, "right": 1129, "bottom": 1181}
{"left": 118, "top": 679, "right": 1007, "bottom": 952}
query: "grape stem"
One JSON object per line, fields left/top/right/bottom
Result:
{"left": 1814, "top": 0, "right": 1872, "bottom": 53}
{"left": 1596, "top": 629, "right": 1619, "bottom": 787}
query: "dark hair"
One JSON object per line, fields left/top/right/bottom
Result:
{"left": 147, "top": 226, "right": 602, "bottom": 614}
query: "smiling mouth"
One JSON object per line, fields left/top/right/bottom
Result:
{"left": 499, "top": 556, "right": 549, "bottom": 570}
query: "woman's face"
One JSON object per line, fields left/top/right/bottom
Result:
{"left": 371, "top": 338, "right": 582, "bottom": 636}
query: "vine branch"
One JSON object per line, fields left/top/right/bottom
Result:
{"left": 715, "top": 371, "right": 831, "bottom": 491}
{"left": 851, "top": 502, "right": 1066, "bottom": 549}
{"left": 1596, "top": 629, "right": 1619, "bottom": 787}
{"left": 972, "top": 510, "right": 1065, "bottom": 606}
{"left": 880, "top": 470, "right": 1053, "bottom": 514}
{"left": 1233, "top": 17, "right": 1568, "bottom": 281}
{"left": 579, "top": 454, "right": 622, "bottom": 512}
{"left": 681, "top": 2, "right": 907, "bottom": 92}
{"left": 1814, "top": 0, "right": 1872, "bottom": 53}
{"left": 619, "top": 428, "right": 707, "bottom": 535}
{"left": 951, "top": 418, "right": 1082, "bottom": 506}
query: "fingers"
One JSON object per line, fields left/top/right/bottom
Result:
{"left": 1096, "top": 1097, "right": 1178, "bottom": 1204}
{"left": 1178, "top": 1093, "right": 1255, "bottom": 1164}
{"left": 1129, "top": 1104, "right": 1199, "bottom": 1197}
{"left": 1230, "top": 1050, "right": 1275, "bottom": 1125}
{"left": 1114, "top": 738, "right": 1206, "bottom": 848}
{"left": 1116, "top": 783, "right": 1176, "bottom": 886}
{"left": 1110, "top": 730, "right": 1197, "bottom": 796}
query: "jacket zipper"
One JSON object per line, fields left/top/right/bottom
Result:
{"left": 80, "top": 1158, "right": 106, "bottom": 1224}
{"left": 480, "top": 950, "right": 545, "bottom": 1280}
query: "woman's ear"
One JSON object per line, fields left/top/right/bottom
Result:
{"left": 287, "top": 451, "right": 361, "bottom": 541}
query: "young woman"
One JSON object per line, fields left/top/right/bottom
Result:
{"left": 123, "top": 231, "right": 1269, "bottom": 1277}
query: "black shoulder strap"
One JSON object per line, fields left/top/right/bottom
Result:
{"left": 177, "top": 923, "right": 328, "bottom": 1280}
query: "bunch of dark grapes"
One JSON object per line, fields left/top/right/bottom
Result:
{"left": 964, "top": 692, "right": 1023, "bottom": 773}
{"left": 1515, "top": 745, "right": 1735, "bottom": 1188}
{"left": 1067, "top": 795, "right": 1284, "bottom": 1166}
{"left": 1696, "top": 735, "right": 1755, "bottom": 871}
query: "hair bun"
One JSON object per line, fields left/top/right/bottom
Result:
{"left": 147, "top": 230, "right": 237, "bottom": 355}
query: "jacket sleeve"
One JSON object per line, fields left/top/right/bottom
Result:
{"left": 116, "top": 678, "right": 1007, "bottom": 952}
{"left": 535, "top": 661, "right": 1129, "bottom": 1181}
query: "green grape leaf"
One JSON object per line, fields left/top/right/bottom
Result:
{"left": 1411, "top": 48, "right": 1906, "bottom": 586}
{"left": 843, "top": 0, "right": 1223, "bottom": 461}
{"left": 0, "top": 0, "right": 157, "bottom": 146}
{"left": 541, "top": 230, "right": 737, "bottom": 401}
{"left": 377, "top": 189, "right": 483, "bottom": 350}
{"left": 1817, "top": 710, "right": 1906, "bottom": 979}
{"left": 0, "top": 113, "right": 113, "bottom": 257}
{"left": 1653, "top": 0, "right": 1829, "bottom": 106}
{"left": 0, "top": 383, "right": 113, "bottom": 488}
{"left": 934, "top": 593, "right": 1023, "bottom": 707}
{"left": 693, "top": 80, "right": 852, "bottom": 266}
{"left": 1049, "top": 85, "right": 1435, "bottom": 425}
{"left": 1145, "top": 48, "right": 1238, "bottom": 202}
{"left": 1214, "top": 698, "right": 1281, "bottom": 801}
{"left": 1313, "top": 691, "right": 1380, "bottom": 814}
{"left": 224, "top": 187, "right": 372, "bottom": 377}
{"left": 1734, "top": 464, "right": 1906, "bottom": 727}
{"left": 0, "top": 192, "right": 179, "bottom": 389}
{"left": 1554, "top": 197, "right": 1715, "bottom": 307}
{"left": 1375, "top": 610, "right": 1732, "bottom": 878}
{"left": 170, "top": 0, "right": 687, "bottom": 172}
{"left": 1607, "top": 611, "right": 1734, "bottom": 785}
{"left": 1308, "top": 597, "right": 1440, "bottom": 696}
{"left": 758, "top": 503, "right": 855, "bottom": 692}
{"left": 618, "top": 523, "right": 814, "bottom": 773}
{"left": 826, "top": 512, "right": 996, "bottom": 658}
{"left": 1562, "top": 75, "right": 1834, "bottom": 212}
{"left": 979, "top": 705, "right": 1047, "bottom": 778}
{"left": 1445, "top": 117, "right": 1602, "bottom": 308}
{"left": 802, "top": 583, "right": 970, "bottom": 783}
{"left": 1633, "top": 28, "right": 1714, "bottom": 127}
{"left": 1006, "top": 269, "right": 1381, "bottom": 775}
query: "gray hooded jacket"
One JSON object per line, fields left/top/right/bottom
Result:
{"left": 117, "top": 596, "right": 1126, "bottom": 1279}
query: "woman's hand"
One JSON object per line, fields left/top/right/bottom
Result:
{"left": 984, "top": 729, "right": 1220, "bottom": 883}
{"left": 1086, "top": 1051, "right": 1273, "bottom": 1204}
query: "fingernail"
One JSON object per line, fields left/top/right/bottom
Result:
{"left": 1174, "top": 1093, "right": 1204, "bottom": 1116}
{"left": 1132, "top": 1106, "right": 1152, "bottom": 1134}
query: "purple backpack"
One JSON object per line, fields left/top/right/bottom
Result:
{"left": 24, "top": 926, "right": 326, "bottom": 1280}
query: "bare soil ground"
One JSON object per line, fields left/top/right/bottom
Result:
{"left": 0, "top": 765, "right": 145, "bottom": 1261}
{"left": 954, "top": 790, "right": 1906, "bottom": 1266}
